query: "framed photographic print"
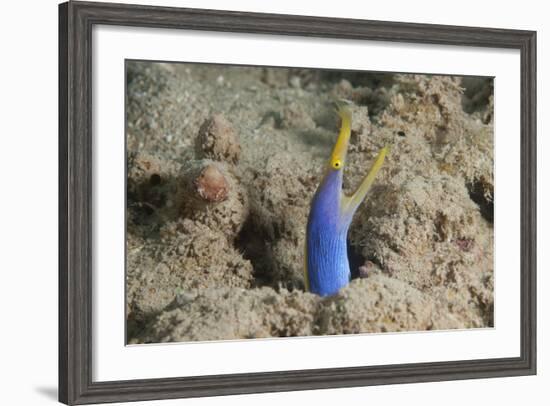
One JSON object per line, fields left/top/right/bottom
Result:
{"left": 59, "top": 1, "right": 537, "bottom": 404}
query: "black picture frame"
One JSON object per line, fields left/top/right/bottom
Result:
{"left": 59, "top": 1, "right": 537, "bottom": 404}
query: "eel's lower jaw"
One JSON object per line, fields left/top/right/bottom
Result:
{"left": 341, "top": 146, "right": 388, "bottom": 216}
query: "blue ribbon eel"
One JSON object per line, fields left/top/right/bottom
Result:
{"left": 304, "top": 106, "right": 388, "bottom": 296}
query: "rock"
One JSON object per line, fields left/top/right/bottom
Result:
{"left": 180, "top": 161, "right": 230, "bottom": 204}
{"left": 196, "top": 114, "right": 241, "bottom": 164}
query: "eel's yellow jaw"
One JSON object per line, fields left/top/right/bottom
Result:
{"left": 327, "top": 105, "right": 388, "bottom": 216}
{"left": 329, "top": 106, "right": 352, "bottom": 171}
{"left": 341, "top": 146, "right": 388, "bottom": 216}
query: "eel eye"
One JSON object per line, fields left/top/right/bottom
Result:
{"left": 332, "top": 159, "right": 342, "bottom": 169}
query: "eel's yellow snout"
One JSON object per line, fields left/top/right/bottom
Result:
{"left": 329, "top": 106, "right": 352, "bottom": 170}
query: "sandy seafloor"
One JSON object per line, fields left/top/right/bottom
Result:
{"left": 125, "top": 60, "right": 494, "bottom": 344}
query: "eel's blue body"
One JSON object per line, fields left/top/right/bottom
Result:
{"left": 305, "top": 106, "right": 387, "bottom": 297}
{"left": 306, "top": 169, "right": 353, "bottom": 296}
